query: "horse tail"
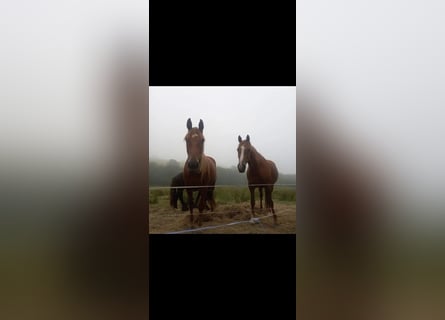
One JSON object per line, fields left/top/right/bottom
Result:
{"left": 170, "top": 187, "right": 176, "bottom": 208}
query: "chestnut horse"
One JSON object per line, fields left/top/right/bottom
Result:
{"left": 183, "top": 118, "right": 217, "bottom": 226}
{"left": 237, "top": 134, "right": 279, "bottom": 224}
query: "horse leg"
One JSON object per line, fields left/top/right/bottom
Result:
{"left": 205, "top": 189, "right": 211, "bottom": 210}
{"left": 175, "top": 189, "right": 180, "bottom": 209}
{"left": 170, "top": 188, "right": 177, "bottom": 209}
{"left": 270, "top": 186, "right": 275, "bottom": 214}
{"left": 197, "top": 188, "right": 207, "bottom": 227}
{"left": 194, "top": 192, "right": 201, "bottom": 209}
{"left": 267, "top": 186, "right": 277, "bottom": 224}
{"left": 178, "top": 188, "right": 188, "bottom": 211}
{"left": 208, "top": 188, "right": 216, "bottom": 211}
{"left": 249, "top": 186, "right": 256, "bottom": 218}
{"left": 186, "top": 189, "right": 194, "bottom": 225}
{"left": 259, "top": 187, "right": 263, "bottom": 210}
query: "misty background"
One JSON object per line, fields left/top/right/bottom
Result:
{"left": 149, "top": 87, "right": 297, "bottom": 180}
{"left": 296, "top": 1, "right": 445, "bottom": 226}
{"left": 148, "top": 158, "right": 296, "bottom": 187}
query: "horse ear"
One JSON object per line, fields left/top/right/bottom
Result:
{"left": 199, "top": 119, "right": 204, "bottom": 132}
{"left": 246, "top": 134, "right": 250, "bottom": 142}
{"left": 187, "top": 118, "right": 192, "bottom": 131}
{"left": 238, "top": 135, "right": 242, "bottom": 143}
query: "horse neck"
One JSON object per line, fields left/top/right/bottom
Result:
{"left": 247, "top": 146, "right": 266, "bottom": 170}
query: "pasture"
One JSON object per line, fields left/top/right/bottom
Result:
{"left": 149, "top": 186, "right": 296, "bottom": 234}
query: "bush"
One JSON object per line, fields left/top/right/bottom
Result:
{"left": 149, "top": 188, "right": 169, "bottom": 205}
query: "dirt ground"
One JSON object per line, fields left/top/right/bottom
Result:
{"left": 148, "top": 201, "right": 296, "bottom": 234}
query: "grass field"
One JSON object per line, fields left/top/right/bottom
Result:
{"left": 148, "top": 186, "right": 296, "bottom": 234}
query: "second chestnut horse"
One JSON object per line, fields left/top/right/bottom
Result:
{"left": 237, "top": 134, "right": 279, "bottom": 224}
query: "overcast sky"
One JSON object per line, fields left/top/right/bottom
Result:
{"left": 149, "top": 87, "right": 296, "bottom": 174}
{"left": 296, "top": 0, "right": 445, "bottom": 215}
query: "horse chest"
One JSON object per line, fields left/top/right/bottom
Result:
{"left": 183, "top": 172, "right": 203, "bottom": 186}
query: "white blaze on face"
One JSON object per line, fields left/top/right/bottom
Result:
{"left": 239, "top": 145, "right": 245, "bottom": 166}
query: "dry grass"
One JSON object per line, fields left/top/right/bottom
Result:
{"left": 148, "top": 201, "right": 296, "bottom": 234}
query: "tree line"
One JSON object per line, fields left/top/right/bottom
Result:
{"left": 149, "top": 159, "right": 296, "bottom": 187}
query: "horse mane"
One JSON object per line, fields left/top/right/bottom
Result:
{"left": 245, "top": 142, "right": 279, "bottom": 184}
{"left": 248, "top": 144, "right": 267, "bottom": 164}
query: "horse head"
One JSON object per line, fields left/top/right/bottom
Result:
{"left": 185, "top": 118, "right": 205, "bottom": 173}
{"left": 237, "top": 134, "right": 251, "bottom": 173}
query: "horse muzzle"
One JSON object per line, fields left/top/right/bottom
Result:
{"left": 187, "top": 159, "right": 200, "bottom": 171}
{"left": 237, "top": 163, "right": 246, "bottom": 173}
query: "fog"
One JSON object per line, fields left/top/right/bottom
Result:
{"left": 296, "top": 0, "right": 445, "bottom": 221}
{"left": 149, "top": 87, "right": 296, "bottom": 174}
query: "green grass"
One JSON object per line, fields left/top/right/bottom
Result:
{"left": 149, "top": 188, "right": 169, "bottom": 205}
{"left": 213, "top": 187, "right": 250, "bottom": 204}
{"left": 149, "top": 186, "right": 296, "bottom": 207}
{"left": 270, "top": 186, "right": 297, "bottom": 202}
